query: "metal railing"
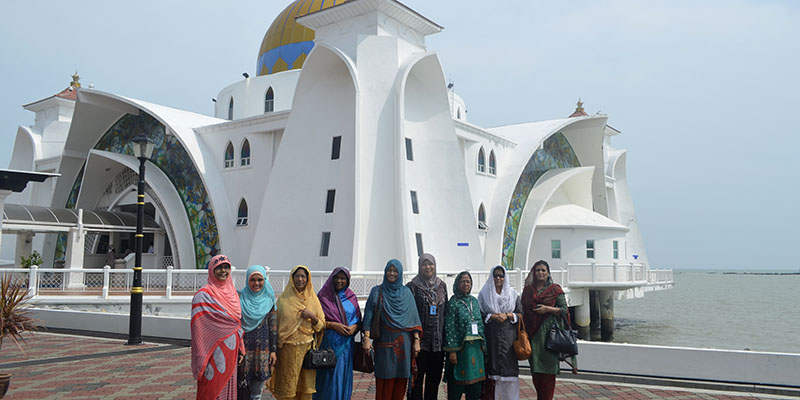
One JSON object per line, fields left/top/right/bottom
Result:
{"left": 2, "top": 262, "right": 673, "bottom": 300}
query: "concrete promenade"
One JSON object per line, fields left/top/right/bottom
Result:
{"left": 0, "top": 332, "right": 793, "bottom": 400}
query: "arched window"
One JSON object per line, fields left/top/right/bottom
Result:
{"left": 241, "top": 139, "right": 251, "bottom": 166}
{"left": 224, "top": 142, "right": 234, "bottom": 168}
{"left": 488, "top": 150, "right": 496, "bottom": 175}
{"left": 478, "top": 203, "right": 487, "bottom": 230}
{"left": 264, "top": 87, "right": 274, "bottom": 113}
{"left": 237, "top": 199, "right": 248, "bottom": 226}
{"left": 477, "top": 147, "right": 486, "bottom": 173}
{"left": 228, "top": 97, "right": 234, "bottom": 120}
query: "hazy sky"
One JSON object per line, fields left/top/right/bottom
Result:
{"left": 0, "top": 1, "right": 798, "bottom": 270}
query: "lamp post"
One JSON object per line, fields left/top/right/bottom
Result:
{"left": 127, "top": 135, "right": 155, "bottom": 345}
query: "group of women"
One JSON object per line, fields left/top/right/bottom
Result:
{"left": 190, "top": 254, "right": 576, "bottom": 400}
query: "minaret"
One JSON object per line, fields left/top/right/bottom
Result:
{"left": 569, "top": 98, "right": 588, "bottom": 117}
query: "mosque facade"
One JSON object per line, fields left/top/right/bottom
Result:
{"left": 3, "top": 0, "right": 651, "bottom": 279}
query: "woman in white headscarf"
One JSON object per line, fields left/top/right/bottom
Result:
{"left": 477, "top": 265, "right": 521, "bottom": 400}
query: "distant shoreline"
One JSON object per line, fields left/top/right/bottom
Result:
{"left": 718, "top": 271, "right": 800, "bottom": 276}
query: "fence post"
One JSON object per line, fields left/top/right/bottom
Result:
{"left": 166, "top": 266, "right": 173, "bottom": 299}
{"left": 29, "top": 265, "right": 39, "bottom": 296}
{"left": 102, "top": 266, "right": 110, "bottom": 299}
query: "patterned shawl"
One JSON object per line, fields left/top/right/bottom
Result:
{"left": 521, "top": 276, "right": 564, "bottom": 335}
{"left": 478, "top": 265, "right": 518, "bottom": 314}
{"left": 318, "top": 266, "right": 361, "bottom": 325}
{"left": 190, "top": 254, "right": 242, "bottom": 379}
{"left": 275, "top": 265, "right": 325, "bottom": 346}
{"left": 238, "top": 265, "right": 276, "bottom": 332}
{"left": 409, "top": 253, "right": 447, "bottom": 306}
{"left": 444, "top": 271, "right": 484, "bottom": 352}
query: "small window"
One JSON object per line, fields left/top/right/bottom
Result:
{"left": 613, "top": 240, "right": 619, "bottom": 260}
{"left": 325, "top": 190, "right": 336, "bottom": 213}
{"left": 488, "top": 151, "right": 496, "bottom": 175}
{"left": 236, "top": 199, "right": 248, "bottom": 226}
{"left": 410, "top": 191, "right": 419, "bottom": 214}
{"left": 586, "top": 240, "right": 595, "bottom": 259}
{"left": 405, "top": 138, "right": 414, "bottom": 161}
{"left": 415, "top": 233, "right": 424, "bottom": 257}
{"left": 477, "top": 147, "right": 486, "bottom": 173}
{"left": 224, "top": 142, "right": 235, "bottom": 168}
{"left": 331, "top": 136, "right": 341, "bottom": 160}
{"left": 477, "top": 203, "right": 487, "bottom": 230}
{"left": 264, "top": 87, "right": 274, "bottom": 113}
{"left": 240, "top": 139, "right": 251, "bottom": 166}
{"left": 551, "top": 240, "right": 561, "bottom": 259}
{"left": 320, "top": 232, "right": 331, "bottom": 257}
{"left": 228, "top": 97, "right": 234, "bottom": 120}
{"left": 457, "top": 107, "right": 461, "bottom": 119}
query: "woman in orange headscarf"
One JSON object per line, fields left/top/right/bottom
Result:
{"left": 269, "top": 265, "right": 325, "bottom": 400}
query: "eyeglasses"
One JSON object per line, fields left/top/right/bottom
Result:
{"left": 493, "top": 275, "right": 505, "bottom": 279}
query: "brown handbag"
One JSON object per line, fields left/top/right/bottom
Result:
{"left": 513, "top": 315, "right": 532, "bottom": 360}
{"left": 353, "top": 332, "right": 375, "bottom": 373}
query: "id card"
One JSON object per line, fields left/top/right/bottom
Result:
{"left": 471, "top": 323, "right": 479, "bottom": 335}
{"left": 429, "top": 305, "right": 437, "bottom": 315}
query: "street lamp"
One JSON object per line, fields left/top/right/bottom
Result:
{"left": 127, "top": 135, "right": 155, "bottom": 345}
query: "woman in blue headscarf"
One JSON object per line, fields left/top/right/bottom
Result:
{"left": 238, "top": 265, "right": 277, "bottom": 400}
{"left": 362, "top": 259, "right": 423, "bottom": 400}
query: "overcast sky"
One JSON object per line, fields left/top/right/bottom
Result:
{"left": 1, "top": 1, "right": 798, "bottom": 270}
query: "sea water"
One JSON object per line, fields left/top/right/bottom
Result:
{"left": 613, "top": 270, "right": 800, "bottom": 353}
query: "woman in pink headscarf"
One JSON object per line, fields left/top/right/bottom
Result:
{"left": 191, "top": 255, "right": 245, "bottom": 400}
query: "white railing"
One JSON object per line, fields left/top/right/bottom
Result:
{"left": 2, "top": 263, "right": 673, "bottom": 300}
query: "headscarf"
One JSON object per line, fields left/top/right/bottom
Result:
{"left": 238, "top": 265, "right": 276, "bottom": 332}
{"left": 203, "top": 254, "right": 241, "bottom": 319}
{"left": 275, "top": 265, "right": 325, "bottom": 345}
{"left": 190, "top": 254, "right": 241, "bottom": 379}
{"left": 521, "top": 275, "right": 564, "bottom": 335}
{"left": 379, "top": 259, "right": 422, "bottom": 330}
{"left": 443, "top": 271, "right": 484, "bottom": 352}
{"left": 317, "top": 266, "right": 361, "bottom": 325}
{"left": 478, "top": 265, "right": 519, "bottom": 315}
{"left": 410, "top": 253, "right": 447, "bottom": 305}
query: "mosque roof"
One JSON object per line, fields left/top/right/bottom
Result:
{"left": 537, "top": 204, "right": 629, "bottom": 231}
{"left": 257, "top": 0, "right": 351, "bottom": 76}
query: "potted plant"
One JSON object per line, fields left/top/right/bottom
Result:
{"left": 0, "top": 272, "right": 38, "bottom": 398}
{"left": 19, "top": 251, "right": 42, "bottom": 269}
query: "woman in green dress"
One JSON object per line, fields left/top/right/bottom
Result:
{"left": 521, "top": 260, "right": 577, "bottom": 400}
{"left": 443, "top": 271, "right": 485, "bottom": 400}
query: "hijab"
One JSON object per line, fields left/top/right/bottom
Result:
{"left": 318, "top": 266, "right": 361, "bottom": 325}
{"left": 478, "top": 265, "right": 519, "bottom": 315}
{"left": 379, "top": 259, "right": 422, "bottom": 330}
{"left": 522, "top": 274, "right": 564, "bottom": 335}
{"left": 238, "top": 265, "right": 276, "bottom": 332}
{"left": 410, "top": 253, "right": 447, "bottom": 305}
{"left": 204, "top": 254, "right": 241, "bottom": 319}
{"left": 275, "top": 265, "right": 324, "bottom": 344}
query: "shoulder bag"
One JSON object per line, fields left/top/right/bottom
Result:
{"left": 369, "top": 289, "right": 384, "bottom": 341}
{"left": 545, "top": 313, "right": 578, "bottom": 357}
{"left": 513, "top": 314, "right": 532, "bottom": 360}
{"left": 353, "top": 332, "right": 375, "bottom": 373}
{"left": 302, "top": 332, "right": 337, "bottom": 369}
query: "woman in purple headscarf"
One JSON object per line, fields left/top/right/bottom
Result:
{"left": 314, "top": 267, "right": 362, "bottom": 400}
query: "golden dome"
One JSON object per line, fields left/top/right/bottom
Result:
{"left": 257, "top": 0, "right": 351, "bottom": 76}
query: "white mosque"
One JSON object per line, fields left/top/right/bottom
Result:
{"left": 2, "top": 0, "right": 660, "bottom": 310}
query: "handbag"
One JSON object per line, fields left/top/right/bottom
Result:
{"left": 369, "top": 290, "right": 384, "bottom": 341}
{"left": 353, "top": 332, "right": 375, "bottom": 373}
{"left": 513, "top": 315, "right": 532, "bottom": 360}
{"left": 302, "top": 334, "right": 337, "bottom": 369}
{"left": 545, "top": 313, "right": 578, "bottom": 357}
{"left": 236, "top": 361, "right": 251, "bottom": 400}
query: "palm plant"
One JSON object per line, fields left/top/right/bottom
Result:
{"left": 0, "top": 273, "right": 37, "bottom": 353}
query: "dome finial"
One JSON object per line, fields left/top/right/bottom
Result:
{"left": 569, "top": 97, "right": 588, "bottom": 117}
{"left": 71, "top": 71, "right": 81, "bottom": 88}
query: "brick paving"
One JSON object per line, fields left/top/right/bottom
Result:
{"left": 0, "top": 332, "right": 789, "bottom": 399}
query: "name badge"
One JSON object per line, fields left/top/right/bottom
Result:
{"left": 471, "top": 323, "right": 479, "bottom": 335}
{"left": 429, "top": 305, "right": 437, "bottom": 315}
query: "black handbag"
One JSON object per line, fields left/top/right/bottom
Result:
{"left": 236, "top": 362, "right": 251, "bottom": 400}
{"left": 545, "top": 313, "right": 578, "bottom": 357}
{"left": 353, "top": 332, "right": 375, "bottom": 373}
{"left": 303, "top": 334, "right": 337, "bottom": 369}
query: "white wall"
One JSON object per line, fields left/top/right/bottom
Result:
{"left": 214, "top": 71, "right": 299, "bottom": 120}
{"left": 531, "top": 227, "right": 627, "bottom": 270}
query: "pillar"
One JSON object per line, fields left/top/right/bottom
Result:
{"left": 574, "top": 289, "right": 591, "bottom": 340}
{"left": 589, "top": 290, "right": 600, "bottom": 340}
{"left": 599, "top": 290, "right": 614, "bottom": 341}
{"left": 15, "top": 232, "right": 34, "bottom": 266}
{"left": 65, "top": 210, "right": 86, "bottom": 289}
{"left": 0, "top": 189, "right": 12, "bottom": 251}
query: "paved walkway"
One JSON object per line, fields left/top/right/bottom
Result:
{"left": 0, "top": 332, "right": 792, "bottom": 399}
